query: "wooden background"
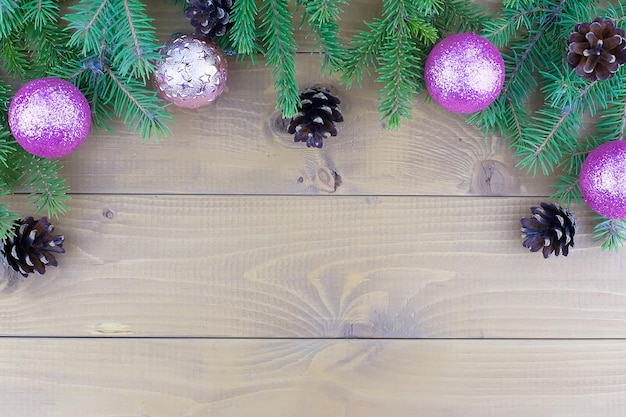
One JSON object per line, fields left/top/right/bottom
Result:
{"left": 3, "top": 1, "right": 626, "bottom": 415}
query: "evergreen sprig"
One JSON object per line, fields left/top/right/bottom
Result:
{"left": 0, "top": 0, "right": 175, "bottom": 241}
{"left": 63, "top": 0, "right": 170, "bottom": 137}
{"left": 301, "top": 0, "right": 348, "bottom": 74}
{"left": 18, "top": 152, "right": 70, "bottom": 217}
{"left": 593, "top": 217, "right": 626, "bottom": 252}
{"left": 229, "top": 0, "right": 259, "bottom": 58}
{"left": 259, "top": 0, "right": 300, "bottom": 118}
{"left": 341, "top": 0, "right": 487, "bottom": 128}
{"left": 469, "top": 0, "right": 626, "bottom": 251}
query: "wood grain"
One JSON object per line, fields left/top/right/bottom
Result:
{"left": 4, "top": 2, "right": 622, "bottom": 415}
{"left": 1, "top": 195, "right": 625, "bottom": 338}
{"left": 58, "top": 52, "right": 551, "bottom": 196}
{"left": 52, "top": 0, "right": 549, "bottom": 197}
{"left": 3, "top": 338, "right": 626, "bottom": 417}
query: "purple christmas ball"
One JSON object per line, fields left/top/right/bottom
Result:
{"left": 424, "top": 33, "right": 505, "bottom": 113}
{"left": 8, "top": 78, "right": 91, "bottom": 158}
{"left": 153, "top": 34, "right": 228, "bottom": 108}
{"left": 580, "top": 140, "right": 626, "bottom": 219}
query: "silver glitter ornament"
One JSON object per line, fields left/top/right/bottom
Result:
{"left": 153, "top": 34, "right": 228, "bottom": 108}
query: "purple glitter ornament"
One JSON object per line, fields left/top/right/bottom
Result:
{"left": 580, "top": 140, "right": 626, "bottom": 219}
{"left": 8, "top": 78, "right": 91, "bottom": 158}
{"left": 153, "top": 34, "right": 228, "bottom": 108}
{"left": 424, "top": 33, "right": 504, "bottom": 114}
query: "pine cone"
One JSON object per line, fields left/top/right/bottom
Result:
{"left": 288, "top": 86, "right": 344, "bottom": 148}
{"left": 184, "top": 0, "right": 233, "bottom": 39}
{"left": 520, "top": 203, "right": 576, "bottom": 259}
{"left": 568, "top": 17, "right": 626, "bottom": 81}
{"left": 0, "top": 217, "right": 65, "bottom": 277}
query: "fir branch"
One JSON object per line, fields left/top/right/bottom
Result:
{"left": 260, "top": 0, "right": 299, "bottom": 118}
{"left": 18, "top": 153, "right": 70, "bottom": 218}
{"left": 482, "top": 7, "right": 550, "bottom": 48}
{"left": 103, "top": 66, "right": 172, "bottom": 139}
{"left": 21, "top": 0, "right": 58, "bottom": 30}
{"left": 341, "top": 18, "right": 387, "bottom": 87}
{"left": 376, "top": 0, "right": 422, "bottom": 129}
{"left": 302, "top": 0, "right": 347, "bottom": 74}
{"left": 0, "top": 0, "right": 21, "bottom": 39}
{"left": 109, "top": 0, "right": 160, "bottom": 81}
{"left": 229, "top": 0, "right": 259, "bottom": 57}
{"left": 24, "top": 24, "right": 73, "bottom": 78}
{"left": 0, "top": 200, "right": 19, "bottom": 241}
{"left": 593, "top": 217, "right": 626, "bottom": 252}
{"left": 407, "top": 16, "right": 438, "bottom": 45}
{"left": 0, "top": 35, "right": 29, "bottom": 78}
{"left": 64, "top": 0, "right": 110, "bottom": 56}
{"left": 550, "top": 174, "right": 581, "bottom": 207}
{"left": 515, "top": 106, "right": 584, "bottom": 176}
{"left": 433, "top": 0, "right": 489, "bottom": 34}
{"left": 596, "top": 75, "right": 626, "bottom": 141}
{"left": 0, "top": 129, "right": 18, "bottom": 169}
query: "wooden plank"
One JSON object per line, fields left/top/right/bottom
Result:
{"left": 52, "top": 1, "right": 544, "bottom": 197}
{"left": 1, "top": 194, "right": 625, "bottom": 338}
{"left": 59, "top": 53, "right": 551, "bottom": 196}
{"left": 2, "top": 338, "right": 626, "bottom": 417}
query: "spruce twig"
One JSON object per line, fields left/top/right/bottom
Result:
{"left": 593, "top": 217, "right": 626, "bottom": 252}
{"left": 259, "top": 0, "right": 299, "bottom": 118}
{"left": 301, "top": 0, "right": 348, "bottom": 74}
{"left": 470, "top": 0, "right": 626, "bottom": 251}
{"left": 229, "top": 0, "right": 259, "bottom": 58}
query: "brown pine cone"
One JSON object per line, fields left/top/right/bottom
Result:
{"left": 288, "top": 86, "right": 343, "bottom": 148}
{"left": 184, "top": 0, "right": 233, "bottom": 39}
{"left": 568, "top": 17, "right": 626, "bottom": 81}
{"left": 520, "top": 202, "right": 576, "bottom": 259}
{"left": 0, "top": 217, "right": 65, "bottom": 277}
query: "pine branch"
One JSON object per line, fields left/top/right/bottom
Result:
{"left": 0, "top": 129, "right": 18, "bottom": 170}
{"left": 550, "top": 174, "right": 581, "bottom": 207}
{"left": 407, "top": 16, "right": 438, "bottom": 45}
{"left": 109, "top": 0, "right": 160, "bottom": 82}
{"left": 376, "top": 0, "right": 423, "bottom": 129}
{"left": 433, "top": 0, "right": 489, "bottom": 34}
{"left": 21, "top": 0, "right": 58, "bottom": 30}
{"left": 260, "top": 0, "right": 299, "bottom": 118}
{"left": 24, "top": 25, "right": 73, "bottom": 78}
{"left": 18, "top": 153, "right": 70, "bottom": 218}
{"left": 0, "top": 200, "right": 19, "bottom": 241}
{"left": 341, "top": 18, "right": 387, "bottom": 88}
{"left": 103, "top": 66, "right": 172, "bottom": 139}
{"left": 0, "top": 35, "right": 29, "bottom": 78}
{"left": 515, "top": 106, "right": 585, "bottom": 176}
{"left": 64, "top": 0, "right": 110, "bottom": 56}
{"left": 593, "top": 217, "right": 626, "bottom": 252}
{"left": 482, "top": 7, "right": 550, "bottom": 48}
{"left": 0, "top": 0, "right": 21, "bottom": 39}
{"left": 301, "top": 0, "right": 348, "bottom": 74}
{"left": 229, "top": 0, "right": 259, "bottom": 57}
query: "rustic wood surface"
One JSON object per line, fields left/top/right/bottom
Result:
{"left": 3, "top": 1, "right": 626, "bottom": 416}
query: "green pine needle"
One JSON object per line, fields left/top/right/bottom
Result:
{"left": 341, "top": 18, "right": 387, "bottom": 88}
{"left": 21, "top": 0, "right": 59, "bottom": 30}
{"left": 260, "top": 0, "right": 300, "bottom": 118}
{"left": 18, "top": 153, "right": 70, "bottom": 218}
{"left": 103, "top": 67, "right": 172, "bottom": 139}
{"left": 0, "top": 201, "right": 20, "bottom": 242}
{"left": 229, "top": 0, "right": 260, "bottom": 58}
{"left": 0, "top": 0, "right": 22, "bottom": 39}
{"left": 593, "top": 217, "right": 626, "bottom": 252}
{"left": 109, "top": 0, "right": 160, "bottom": 82}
